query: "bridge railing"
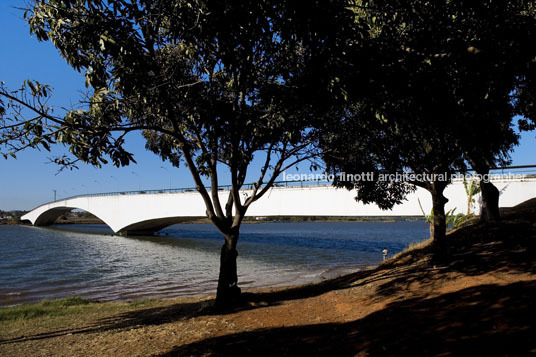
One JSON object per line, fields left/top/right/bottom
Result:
{"left": 25, "top": 179, "right": 335, "bottom": 212}
{"left": 66, "top": 179, "right": 332, "bottom": 198}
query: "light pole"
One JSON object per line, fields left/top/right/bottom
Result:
{"left": 52, "top": 189, "right": 56, "bottom": 202}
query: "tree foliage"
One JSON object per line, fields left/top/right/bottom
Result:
{"left": 0, "top": 0, "right": 359, "bottom": 307}
{"left": 322, "top": 0, "right": 536, "bottom": 251}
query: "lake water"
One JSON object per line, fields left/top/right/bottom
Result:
{"left": 0, "top": 221, "right": 429, "bottom": 306}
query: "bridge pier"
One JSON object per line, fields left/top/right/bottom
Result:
{"left": 116, "top": 229, "right": 161, "bottom": 237}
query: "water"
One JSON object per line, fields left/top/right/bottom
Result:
{"left": 0, "top": 221, "right": 429, "bottom": 306}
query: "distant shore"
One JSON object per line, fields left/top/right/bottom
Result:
{"left": 5, "top": 215, "right": 425, "bottom": 227}
{"left": 0, "top": 219, "right": 22, "bottom": 226}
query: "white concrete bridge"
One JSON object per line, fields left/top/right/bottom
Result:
{"left": 21, "top": 177, "right": 536, "bottom": 235}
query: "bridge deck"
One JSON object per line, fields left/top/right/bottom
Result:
{"left": 21, "top": 177, "right": 536, "bottom": 235}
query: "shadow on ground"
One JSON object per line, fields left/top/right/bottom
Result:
{"left": 0, "top": 266, "right": 377, "bottom": 345}
{"left": 0, "top": 298, "right": 217, "bottom": 344}
{"left": 372, "top": 201, "right": 536, "bottom": 299}
{"left": 161, "top": 280, "right": 536, "bottom": 356}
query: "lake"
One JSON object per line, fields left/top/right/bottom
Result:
{"left": 0, "top": 221, "right": 429, "bottom": 306}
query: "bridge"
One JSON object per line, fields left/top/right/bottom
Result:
{"left": 22, "top": 176, "right": 536, "bottom": 236}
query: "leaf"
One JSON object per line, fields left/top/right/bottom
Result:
{"left": 27, "top": 80, "right": 37, "bottom": 94}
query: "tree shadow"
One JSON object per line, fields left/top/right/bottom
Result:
{"left": 241, "top": 269, "right": 375, "bottom": 305}
{"left": 0, "top": 270, "right": 377, "bottom": 345}
{"left": 372, "top": 206, "right": 536, "bottom": 299}
{"left": 0, "top": 298, "right": 216, "bottom": 344}
{"left": 160, "top": 280, "right": 536, "bottom": 356}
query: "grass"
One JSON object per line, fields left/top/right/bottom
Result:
{"left": 127, "top": 298, "right": 158, "bottom": 307}
{"left": 0, "top": 297, "right": 93, "bottom": 321}
{"left": 0, "top": 295, "right": 180, "bottom": 344}
{"left": 0, "top": 296, "right": 170, "bottom": 323}
{"left": 388, "top": 238, "right": 433, "bottom": 262}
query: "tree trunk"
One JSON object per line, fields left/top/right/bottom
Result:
{"left": 480, "top": 180, "right": 500, "bottom": 222}
{"left": 467, "top": 197, "right": 471, "bottom": 215}
{"left": 215, "top": 230, "right": 241, "bottom": 309}
{"left": 430, "top": 183, "right": 449, "bottom": 260}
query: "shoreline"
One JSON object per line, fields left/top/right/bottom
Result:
{"left": 5, "top": 215, "right": 425, "bottom": 227}
{"left": 0, "top": 261, "right": 374, "bottom": 308}
{"left": 0, "top": 219, "right": 423, "bottom": 307}
{"left": 0, "top": 257, "right": 381, "bottom": 312}
{"left": 2, "top": 220, "right": 414, "bottom": 307}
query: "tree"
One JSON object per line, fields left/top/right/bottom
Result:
{"left": 463, "top": 178, "right": 481, "bottom": 216}
{"left": 322, "top": 0, "right": 536, "bottom": 254}
{"left": 322, "top": 2, "right": 469, "bottom": 255}
{"left": 367, "top": 0, "right": 536, "bottom": 224}
{"left": 440, "top": 0, "right": 536, "bottom": 222}
{"left": 0, "top": 0, "right": 358, "bottom": 308}
{"left": 321, "top": 83, "right": 466, "bottom": 256}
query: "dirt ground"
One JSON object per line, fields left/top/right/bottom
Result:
{"left": 1, "top": 200, "right": 535, "bottom": 356}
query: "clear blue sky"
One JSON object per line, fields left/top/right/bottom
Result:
{"left": 1, "top": 1, "right": 535, "bottom": 211}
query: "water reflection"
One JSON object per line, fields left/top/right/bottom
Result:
{"left": 0, "top": 221, "right": 429, "bottom": 306}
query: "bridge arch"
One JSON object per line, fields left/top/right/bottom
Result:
{"left": 26, "top": 205, "right": 116, "bottom": 232}
{"left": 27, "top": 205, "right": 202, "bottom": 236}
{"left": 117, "top": 216, "right": 204, "bottom": 236}
{"left": 21, "top": 193, "right": 210, "bottom": 235}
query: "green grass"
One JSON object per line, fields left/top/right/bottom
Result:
{"left": 128, "top": 298, "right": 157, "bottom": 307}
{"left": 386, "top": 238, "right": 433, "bottom": 262}
{"left": 0, "top": 296, "right": 94, "bottom": 321}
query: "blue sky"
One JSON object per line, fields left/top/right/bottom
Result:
{"left": 1, "top": 1, "right": 535, "bottom": 211}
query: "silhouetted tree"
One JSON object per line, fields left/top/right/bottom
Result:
{"left": 323, "top": 0, "right": 536, "bottom": 253}
{"left": 0, "top": 0, "right": 358, "bottom": 308}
